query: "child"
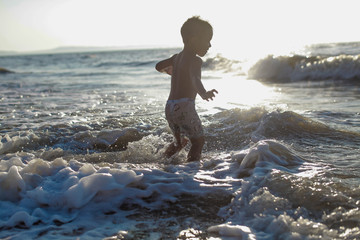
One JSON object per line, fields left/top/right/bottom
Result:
{"left": 155, "top": 16, "right": 218, "bottom": 161}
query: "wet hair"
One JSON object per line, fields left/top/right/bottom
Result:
{"left": 180, "top": 16, "right": 213, "bottom": 44}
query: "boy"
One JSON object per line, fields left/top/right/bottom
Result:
{"left": 155, "top": 16, "right": 218, "bottom": 162}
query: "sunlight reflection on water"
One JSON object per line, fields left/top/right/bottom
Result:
{"left": 198, "top": 75, "right": 277, "bottom": 114}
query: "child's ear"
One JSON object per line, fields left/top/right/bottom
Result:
{"left": 188, "top": 36, "right": 198, "bottom": 45}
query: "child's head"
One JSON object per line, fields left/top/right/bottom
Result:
{"left": 181, "top": 16, "right": 213, "bottom": 56}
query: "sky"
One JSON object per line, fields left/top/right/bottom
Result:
{"left": 1, "top": 0, "right": 359, "bottom": 56}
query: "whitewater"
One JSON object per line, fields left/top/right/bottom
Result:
{"left": 0, "top": 42, "right": 359, "bottom": 239}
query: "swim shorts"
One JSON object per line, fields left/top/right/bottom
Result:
{"left": 165, "top": 98, "right": 204, "bottom": 139}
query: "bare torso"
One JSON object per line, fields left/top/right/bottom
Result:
{"left": 168, "top": 50, "right": 205, "bottom": 101}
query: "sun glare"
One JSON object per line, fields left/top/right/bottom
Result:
{"left": 198, "top": 75, "right": 276, "bottom": 114}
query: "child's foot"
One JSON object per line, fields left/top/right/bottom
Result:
{"left": 164, "top": 138, "right": 189, "bottom": 158}
{"left": 187, "top": 154, "right": 201, "bottom": 162}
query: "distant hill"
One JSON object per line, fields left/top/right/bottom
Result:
{"left": 0, "top": 45, "right": 172, "bottom": 57}
{"left": 0, "top": 46, "right": 124, "bottom": 56}
{"left": 0, "top": 50, "right": 18, "bottom": 56}
{"left": 45, "top": 46, "right": 125, "bottom": 53}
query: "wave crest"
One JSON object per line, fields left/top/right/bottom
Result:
{"left": 248, "top": 54, "right": 360, "bottom": 82}
{"left": 203, "top": 55, "right": 244, "bottom": 74}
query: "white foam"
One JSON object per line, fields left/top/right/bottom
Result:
{"left": 0, "top": 132, "right": 42, "bottom": 155}
{"left": 208, "top": 224, "right": 256, "bottom": 239}
{"left": 0, "top": 150, "right": 230, "bottom": 238}
{"left": 5, "top": 211, "right": 36, "bottom": 228}
{"left": 0, "top": 135, "right": 357, "bottom": 239}
{"left": 0, "top": 157, "right": 146, "bottom": 237}
{"left": 232, "top": 140, "right": 304, "bottom": 173}
{"left": 0, "top": 165, "right": 25, "bottom": 201}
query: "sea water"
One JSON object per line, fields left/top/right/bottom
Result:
{"left": 0, "top": 43, "right": 359, "bottom": 239}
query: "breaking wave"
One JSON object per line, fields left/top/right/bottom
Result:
{"left": 248, "top": 54, "right": 360, "bottom": 82}
{"left": 203, "top": 54, "right": 244, "bottom": 74}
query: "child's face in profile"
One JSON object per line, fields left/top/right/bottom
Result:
{"left": 194, "top": 30, "right": 212, "bottom": 57}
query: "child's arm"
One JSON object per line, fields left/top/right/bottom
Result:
{"left": 155, "top": 54, "right": 177, "bottom": 75}
{"left": 190, "top": 57, "right": 218, "bottom": 101}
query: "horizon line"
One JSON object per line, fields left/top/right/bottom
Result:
{"left": 0, "top": 44, "right": 182, "bottom": 56}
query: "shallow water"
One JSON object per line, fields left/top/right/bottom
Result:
{"left": 0, "top": 44, "right": 359, "bottom": 239}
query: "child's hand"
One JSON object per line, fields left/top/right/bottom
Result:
{"left": 203, "top": 89, "right": 218, "bottom": 101}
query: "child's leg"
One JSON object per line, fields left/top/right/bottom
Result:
{"left": 187, "top": 136, "right": 205, "bottom": 162}
{"left": 164, "top": 131, "right": 188, "bottom": 158}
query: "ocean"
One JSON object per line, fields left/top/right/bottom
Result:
{"left": 0, "top": 42, "right": 359, "bottom": 239}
